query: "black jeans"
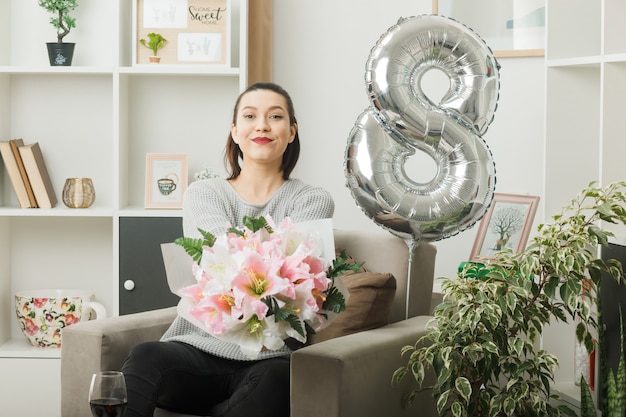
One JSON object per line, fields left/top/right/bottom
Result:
{"left": 121, "top": 341, "right": 290, "bottom": 417}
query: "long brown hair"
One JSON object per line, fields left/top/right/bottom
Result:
{"left": 224, "top": 82, "right": 300, "bottom": 180}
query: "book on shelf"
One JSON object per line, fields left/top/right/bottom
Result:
{"left": 18, "top": 142, "right": 58, "bottom": 209}
{"left": 0, "top": 140, "right": 31, "bottom": 208}
{"left": 9, "top": 138, "right": 38, "bottom": 208}
{"left": 0, "top": 139, "right": 37, "bottom": 208}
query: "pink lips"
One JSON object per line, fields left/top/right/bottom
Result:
{"left": 252, "top": 137, "right": 272, "bottom": 144}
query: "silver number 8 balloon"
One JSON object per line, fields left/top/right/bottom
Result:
{"left": 345, "top": 14, "right": 501, "bottom": 244}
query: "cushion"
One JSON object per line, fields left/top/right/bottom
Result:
{"left": 308, "top": 267, "right": 396, "bottom": 344}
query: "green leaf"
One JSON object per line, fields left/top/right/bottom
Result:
{"left": 400, "top": 345, "right": 415, "bottom": 356}
{"left": 392, "top": 367, "right": 407, "bottom": 383}
{"left": 506, "top": 292, "right": 517, "bottom": 313}
{"left": 489, "top": 396, "right": 503, "bottom": 416}
{"left": 602, "top": 322, "right": 626, "bottom": 416}
{"left": 559, "top": 279, "right": 579, "bottom": 309}
{"left": 321, "top": 285, "right": 346, "bottom": 313}
{"left": 227, "top": 226, "right": 246, "bottom": 237}
{"left": 410, "top": 361, "right": 425, "bottom": 384}
{"left": 437, "top": 366, "right": 452, "bottom": 388}
{"left": 240, "top": 215, "right": 272, "bottom": 233}
{"left": 436, "top": 390, "right": 450, "bottom": 414}
{"left": 588, "top": 224, "right": 609, "bottom": 246}
{"left": 584, "top": 333, "right": 595, "bottom": 355}
{"left": 174, "top": 236, "right": 206, "bottom": 263}
{"left": 451, "top": 401, "right": 463, "bottom": 417}
{"left": 262, "top": 297, "right": 306, "bottom": 337}
{"left": 575, "top": 322, "right": 587, "bottom": 344}
{"left": 503, "top": 397, "right": 516, "bottom": 416}
{"left": 607, "top": 369, "right": 620, "bottom": 417}
{"left": 284, "top": 313, "right": 305, "bottom": 337}
{"left": 506, "top": 377, "right": 519, "bottom": 391}
{"left": 401, "top": 390, "right": 417, "bottom": 410}
{"left": 198, "top": 229, "right": 217, "bottom": 246}
{"left": 509, "top": 337, "right": 524, "bottom": 356}
{"left": 455, "top": 377, "right": 472, "bottom": 404}
{"left": 262, "top": 297, "right": 279, "bottom": 315}
{"left": 327, "top": 249, "right": 364, "bottom": 278}
{"left": 544, "top": 276, "right": 560, "bottom": 299}
{"left": 483, "top": 341, "right": 499, "bottom": 355}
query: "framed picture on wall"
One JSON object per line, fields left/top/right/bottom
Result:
{"left": 133, "top": 0, "right": 230, "bottom": 65}
{"left": 145, "top": 153, "right": 188, "bottom": 209}
{"left": 469, "top": 193, "right": 540, "bottom": 261}
{"left": 432, "top": 0, "right": 545, "bottom": 57}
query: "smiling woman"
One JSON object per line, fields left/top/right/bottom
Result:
{"left": 229, "top": 90, "right": 297, "bottom": 191}
{"left": 227, "top": 83, "right": 300, "bottom": 183}
{"left": 120, "top": 82, "right": 335, "bottom": 417}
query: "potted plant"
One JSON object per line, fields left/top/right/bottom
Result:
{"left": 139, "top": 33, "right": 168, "bottom": 64}
{"left": 580, "top": 307, "right": 625, "bottom": 416}
{"left": 394, "top": 181, "right": 626, "bottom": 417}
{"left": 38, "top": 0, "right": 78, "bottom": 66}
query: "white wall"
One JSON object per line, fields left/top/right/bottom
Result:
{"left": 272, "top": 0, "right": 545, "bottom": 285}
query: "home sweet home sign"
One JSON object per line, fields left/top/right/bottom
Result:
{"left": 135, "top": 0, "right": 230, "bottom": 65}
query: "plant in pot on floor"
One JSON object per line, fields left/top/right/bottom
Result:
{"left": 579, "top": 307, "right": 626, "bottom": 416}
{"left": 394, "top": 181, "right": 626, "bottom": 417}
{"left": 140, "top": 33, "right": 168, "bottom": 64}
{"left": 38, "top": 0, "right": 78, "bottom": 66}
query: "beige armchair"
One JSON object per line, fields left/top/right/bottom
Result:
{"left": 61, "top": 229, "right": 440, "bottom": 417}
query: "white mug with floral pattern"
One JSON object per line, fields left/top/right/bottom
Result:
{"left": 15, "top": 289, "right": 107, "bottom": 348}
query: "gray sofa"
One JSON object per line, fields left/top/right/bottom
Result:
{"left": 61, "top": 229, "right": 440, "bottom": 417}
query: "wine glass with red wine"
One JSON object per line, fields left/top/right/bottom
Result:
{"left": 88, "top": 371, "right": 127, "bottom": 417}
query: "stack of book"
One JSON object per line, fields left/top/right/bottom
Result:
{"left": 0, "top": 138, "right": 58, "bottom": 208}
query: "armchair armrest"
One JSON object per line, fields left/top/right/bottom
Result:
{"left": 290, "top": 315, "right": 438, "bottom": 417}
{"left": 61, "top": 307, "right": 177, "bottom": 417}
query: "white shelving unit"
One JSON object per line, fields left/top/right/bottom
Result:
{"left": 544, "top": 0, "right": 626, "bottom": 407}
{"left": 0, "top": 1, "right": 248, "bottom": 415}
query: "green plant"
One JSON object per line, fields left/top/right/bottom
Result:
{"left": 38, "top": 0, "right": 78, "bottom": 43}
{"left": 393, "top": 181, "right": 626, "bottom": 417}
{"left": 580, "top": 306, "right": 626, "bottom": 417}
{"left": 139, "top": 33, "right": 168, "bottom": 56}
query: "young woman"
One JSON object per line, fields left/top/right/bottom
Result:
{"left": 121, "top": 82, "right": 335, "bottom": 417}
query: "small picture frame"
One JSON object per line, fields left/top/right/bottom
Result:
{"left": 145, "top": 153, "right": 188, "bottom": 209}
{"left": 469, "top": 193, "right": 540, "bottom": 261}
